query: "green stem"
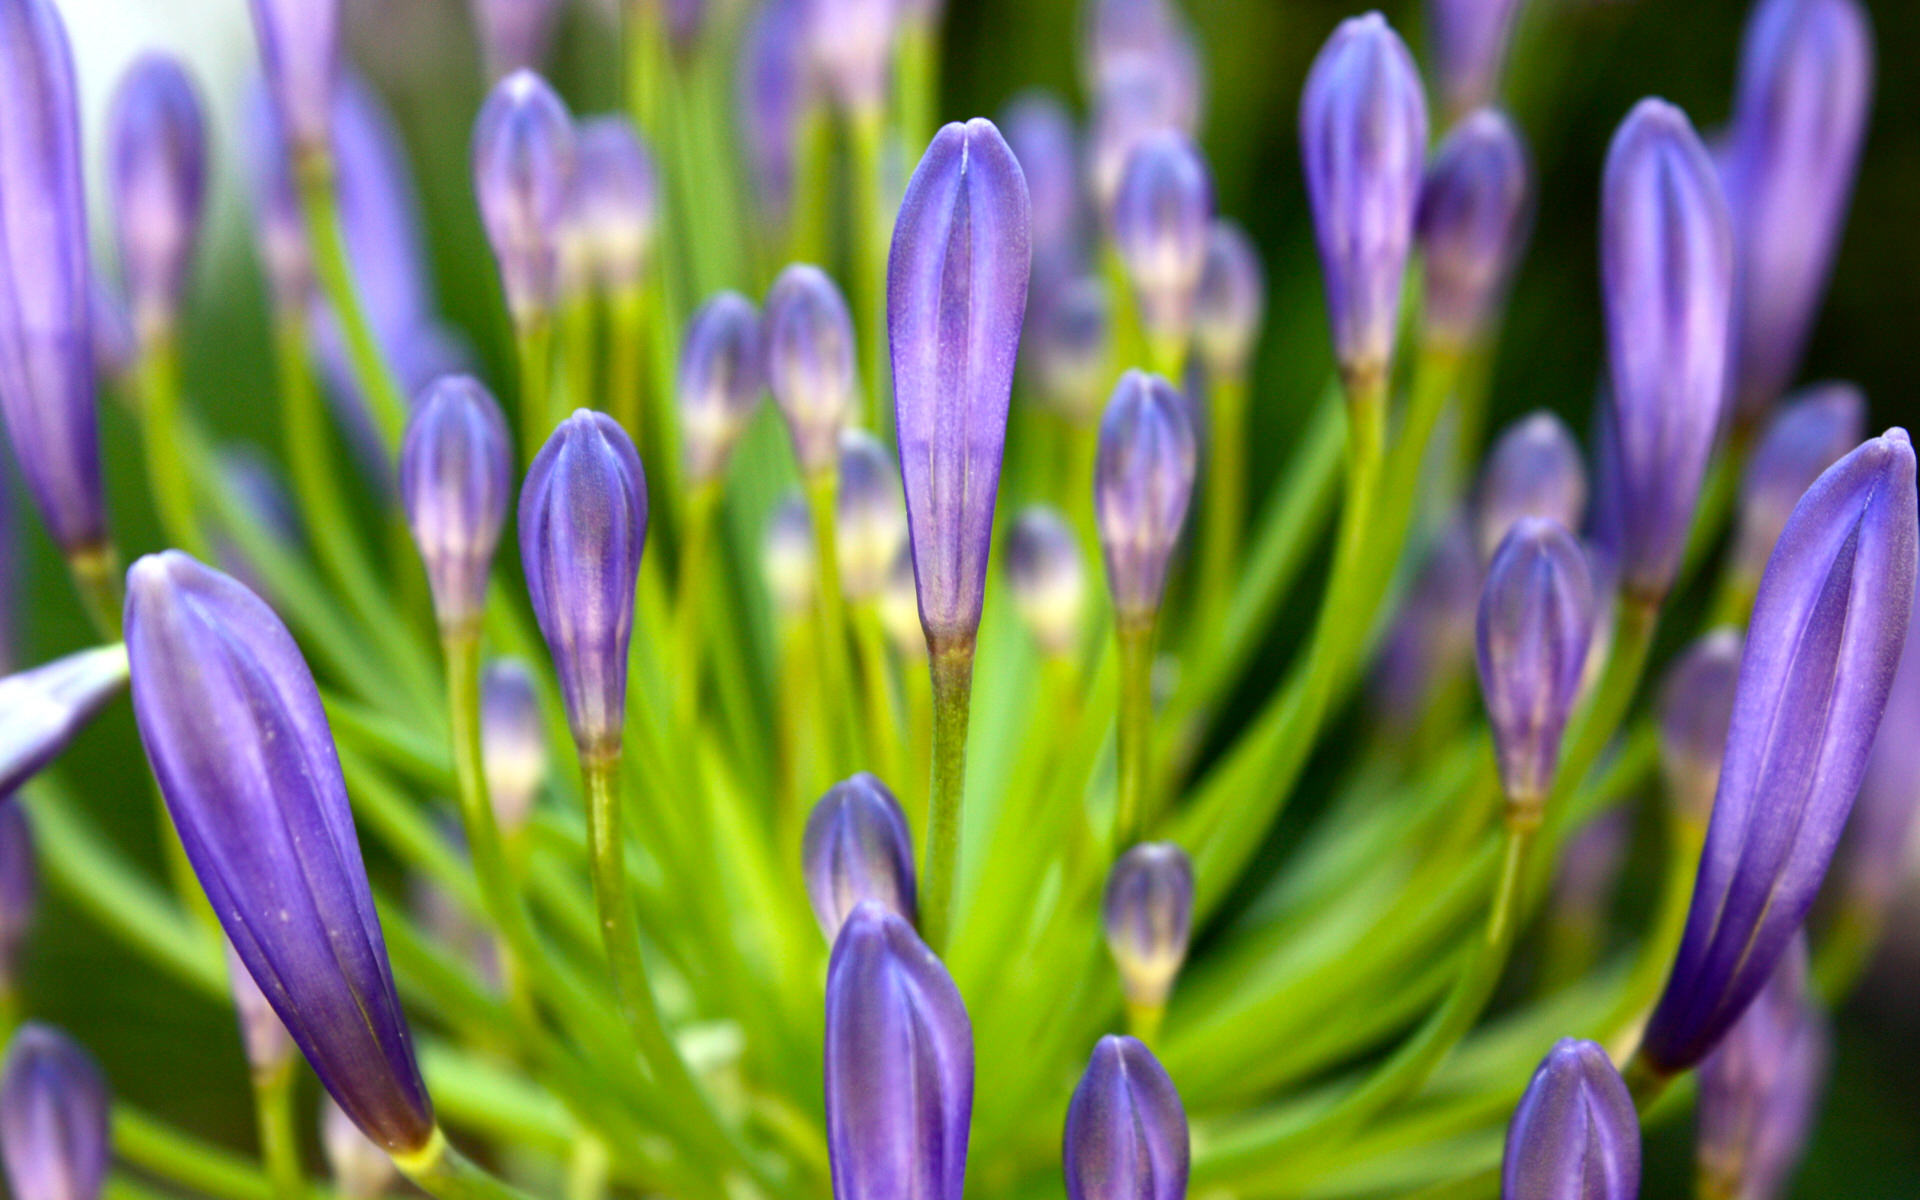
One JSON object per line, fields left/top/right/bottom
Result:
{"left": 250, "top": 1063, "right": 306, "bottom": 1200}
{"left": 1596, "top": 808, "right": 1704, "bottom": 1053}
{"left": 672, "top": 485, "right": 720, "bottom": 732}
{"left": 67, "top": 545, "right": 123, "bottom": 641}
{"left": 1115, "top": 614, "right": 1157, "bottom": 846}
{"left": 922, "top": 639, "right": 977, "bottom": 953}
{"left": 894, "top": 22, "right": 938, "bottom": 155}
{"left": 133, "top": 334, "right": 207, "bottom": 557}
{"left": 853, "top": 603, "right": 904, "bottom": 787}
{"left": 607, "top": 286, "right": 651, "bottom": 452}
{"left": 1197, "top": 370, "right": 1249, "bottom": 630}
{"left": 805, "top": 469, "right": 856, "bottom": 774}
{"left": 294, "top": 148, "right": 406, "bottom": 449}
{"left": 114, "top": 1105, "right": 287, "bottom": 1200}
{"left": 850, "top": 108, "right": 889, "bottom": 432}
{"left": 516, "top": 316, "right": 556, "bottom": 466}
{"left": 394, "top": 1127, "right": 538, "bottom": 1200}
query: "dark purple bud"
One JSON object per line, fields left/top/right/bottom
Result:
{"left": 1101, "top": 842, "right": 1194, "bottom": 1011}
{"left": 518, "top": 410, "right": 649, "bottom": 759}
{"left": 473, "top": 70, "right": 576, "bottom": 322}
{"left": 825, "top": 901, "right": 972, "bottom": 1200}
{"left": 107, "top": 54, "right": 208, "bottom": 341}
{"left": 679, "top": 291, "right": 765, "bottom": 486}
{"left": 322, "top": 1096, "right": 397, "bottom": 1200}
{"left": 1600, "top": 98, "right": 1734, "bottom": 603}
{"left": 1427, "top": 0, "right": 1524, "bottom": 118}
{"left": 1502, "top": 1038, "right": 1640, "bottom": 1200}
{"left": 804, "top": 0, "right": 897, "bottom": 117}
{"left": 0, "top": 804, "right": 35, "bottom": 993}
{"left": 250, "top": 0, "right": 340, "bottom": 154}
{"left": 0, "top": 1024, "right": 109, "bottom": 1200}
{"left": 737, "top": 0, "right": 810, "bottom": 229}
{"left": 1373, "top": 515, "right": 1481, "bottom": 729}
{"left": 225, "top": 938, "right": 296, "bottom": 1077}
{"left": 1300, "top": 12, "right": 1429, "bottom": 387}
{"left": 1111, "top": 133, "right": 1213, "bottom": 351}
{"left": 1656, "top": 629, "right": 1744, "bottom": 827}
{"left": 1475, "top": 412, "right": 1586, "bottom": 561}
{"left": 481, "top": 658, "right": 547, "bottom": 836}
{"left": 470, "top": 0, "right": 564, "bottom": 79}
{"left": 803, "top": 774, "right": 917, "bottom": 940}
{"left": 766, "top": 265, "right": 857, "bottom": 476}
{"left": 1028, "top": 277, "right": 1112, "bottom": 423}
{"left": 1001, "top": 91, "right": 1085, "bottom": 291}
{"left": 1192, "top": 221, "right": 1264, "bottom": 380}
{"left": 1697, "top": 939, "right": 1827, "bottom": 1200}
{"left": 1063, "top": 1035, "right": 1189, "bottom": 1200}
{"left": 1723, "top": 0, "right": 1873, "bottom": 422}
{"left": 1096, "top": 371, "right": 1197, "bottom": 623}
{"left": 1840, "top": 580, "right": 1920, "bottom": 919}
{"left": 764, "top": 492, "right": 816, "bottom": 618}
{"left": 1642, "top": 430, "right": 1917, "bottom": 1074}
{"left": 401, "top": 375, "right": 513, "bottom": 633}
{"left": 1732, "top": 382, "right": 1865, "bottom": 584}
{"left": 569, "top": 116, "right": 658, "bottom": 294}
{"left": 0, "top": 0, "right": 106, "bottom": 557}
{"left": 1475, "top": 518, "right": 1595, "bottom": 812}
{"left": 1006, "top": 506, "right": 1088, "bottom": 659}
{"left": 0, "top": 646, "right": 129, "bottom": 797}
{"left": 1417, "top": 107, "right": 1531, "bottom": 350}
{"left": 837, "top": 430, "right": 908, "bottom": 602}
{"left": 889, "top": 119, "right": 1032, "bottom": 647}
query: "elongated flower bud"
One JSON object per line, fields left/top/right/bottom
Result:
{"left": 1697, "top": 939, "right": 1826, "bottom": 1200}
{"left": 1192, "top": 221, "right": 1264, "bottom": 381}
{"left": 250, "top": 0, "right": 339, "bottom": 154}
{"left": 1502, "top": 1038, "right": 1640, "bottom": 1200}
{"left": 1839, "top": 581, "right": 1920, "bottom": 921}
{"left": 1428, "top": 0, "right": 1524, "bottom": 119}
{"left": 1002, "top": 91, "right": 1085, "bottom": 296}
{"left": 470, "top": 0, "right": 563, "bottom": 79}
{"left": 107, "top": 54, "right": 207, "bottom": 342}
{"left": 570, "top": 116, "right": 658, "bottom": 295}
{"left": 0, "top": 1024, "right": 108, "bottom": 1200}
{"left": 737, "top": 0, "right": 808, "bottom": 230}
{"left": 1476, "top": 519, "right": 1595, "bottom": 815}
{"left": 825, "top": 901, "right": 972, "bottom": 1200}
{"left": 1418, "top": 108, "right": 1530, "bottom": 351}
{"left": 1028, "top": 277, "right": 1112, "bottom": 423}
{"left": 1475, "top": 412, "right": 1586, "bottom": 561}
{"left": 679, "top": 291, "right": 764, "bottom": 487}
{"left": 1087, "top": 71, "right": 1195, "bottom": 220}
{"left": 0, "top": 804, "right": 35, "bottom": 994}
{"left": 1723, "top": 0, "right": 1873, "bottom": 423}
{"left": 401, "top": 375, "right": 513, "bottom": 634}
{"left": 1006, "top": 506, "right": 1088, "bottom": 659}
{"left": 890, "top": 119, "right": 1032, "bottom": 647}
{"left": 519, "top": 410, "right": 648, "bottom": 759}
{"left": 481, "top": 658, "right": 547, "bottom": 835}
{"left": 1096, "top": 371, "right": 1197, "bottom": 624}
{"left": 1102, "top": 842, "right": 1193, "bottom": 1011}
{"left": 1600, "top": 99, "right": 1734, "bottom": 603}
{"left": 837, "top": 430, "right": 908, "bottom": 602}
{"left": 1641, "top": 430, "right": 1917, "bottom": 1074}
{"left": 125, "top": 552, "right": 433, "bottom": 1151}
{"left": 766, "top": 264, "right": 857, "bottom": 477}
{"left": 473, "top": 70, "right": 576, "bottom": 323}
{"left": 1731, "top": 382, "right": 1864, "bottom": 586}
{"left": 1300, "top": 12, "right": 1428, "bottom": 389}
{"left": 803, "top": 774, "right": 917, "bottom": 940}
{"left": 804, "top": 0, "right": 897, "bottom": 118}
{"left": 0, "top": 0, "right": 106, "bottom": 557}
{"left": 764, "top": 493, "right": 815, "bottom": 619}
{"left": 1111, "top": 133, "right": 1213, "bottom": 353}
{"left": 1374, "top": 515, "right": 1480, "bottom": 729}
{"left": 1063, "top": 1035, "right": 1188, "bottom": 1200}
{"left": 322, "top": 1095, "right": 397, "bottom": 1200}
{"left": 1656, "top": 629, "right": 1744, "bottom": 827}
{"left": 0, "top": 646, "right": 130, "bottom": 797}
{"left": 225, "top": 938, "right": 295, "bottom": 1077}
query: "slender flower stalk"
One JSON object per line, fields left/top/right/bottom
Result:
{"left": 1063, "top": 1036, "right": 1189, "bottom": 1200}
{"left": 226, "top": 941, "right": 304, "bottom": 1200}
{"left": 1501, "top": 1039, "right": 1640, "bottom": 1200}
{"left": 0, "top": 646, "right": 129, "bottom": 797}
{"left": 0, "top": 1024, "right": 109, "bottom": 1200}
{"left": 569, "top": 115, "right": 658, "bottom": 437}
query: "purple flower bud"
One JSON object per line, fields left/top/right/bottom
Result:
{"left": 1840, "top": 581, "right": 1920, "bottom": 920}
{"left": 1600, "top": 98, "right": 1734, "bottom": 603}
{"left": 1096, "top": 371, "right": 1198, "bottom": 623}
{"left": 1732, "top": 382, "right": 1865, "bottom": 585}
{"left": 481, "top": 658, "right": 548, "bottom": 835}
{"left": 1656, "top": 629, "right": 1744, "bottom": 827}
{"left": 470, "top": 0, "right": 564, "bottom": 79}
{"left": 1417, "top": 108, "right": 1531, "bottom": 350}
{"left": 473, "top": 70, "right": 576, "bottom": 323}
{"left": 1063, "top": 1035, "right": 1189, "bottom": 1200}
{"left": 518, "top": 410, "right": 649, "bottom": 758}
{"left": 677, "top": 292, "right": 764, "bottom": 488}
{"left": 401, "top": 375, "right": 513, "bottom": 633}
{"left": 569, "top": 116, "right": 658, "bottom": 294}
{"left": 838, "top": 430, "right": 908, "bottom": 602}
{"left": 225, "top": 938, "right": 296, "bottom": 1077}
{"left": 737, "top": 0, "right": 810, "bottom": 229}
{"left": 889, "top": 119, "right": 1032, "bottom": 647}
{"left": 1300, "top": 12, "right": 1429, "bottom": 387}
{"left": 126, "top": 553, "right": 434, "bottom": 1151}
{"left": 1697, "top": 939, "right": 1826, "bottom": 1200}
{"left": 322, "top": 1095, "right": 397, "bottom": 1200}
{"left": 803, "top": 773, "right": 917, "bottom": 940}
{"left": 764, "top": 492, "right": 816, "bottom": 618}
{"left": 1006, "top": 506, "right": 1088, "bottom": 659}
{"left": 250, "top": 0, "right": 340, "bottom": 154}
{"left": 0, "top": 803, "right": 36, "bottom": 993}
{"left": 1723, "top": 0, "right": 1873, "bottom": 423}
{"left": 1111, "top": 133, "right": 1213, "bottom": 351}
{"left": 0, "top": 646, "right": 129, "bottom": 797}
{"left": 0, "top": 0, "right": 106, "bottom": 557}
{"left": 1475, "top": 412, "right": 1587, "bottom": 561}
{"left": 1642, "top": 429, "right": 1917, "bottom": 1074}
{"left": 1502, "top": 1038, "right": 1640, "bottom": 1200}
{"left": 1373, "top": 514, "right": 1481, "bottom": 729}
{"left": 1428, "top": 0, "right": 1524, "bottom": 119}
{"left": 1001, "top": 91, "right": 1085, "bottom": 294}
{"left": 243, "top": 87, "right": 311, "bottom": 312}
{"left": 1102, "top": 841, "right": 1194, "bottom": 1011}
{"left": 1475, "top": 518, "right": 1595, "bottom": 812}
{"left": 765, "top": 265, "right": 857, "bottom": 476}
{"left": 0, "top": 1024, "right": 109, "bottom": 1200}
{"left": 1028, "top": 277, "right": 1112, "bottom": 423}
{"left": 804, "top": 0, "right": 897, "bottom": 117}
{"left": 107, "top": 54, "right": 207, "bottom": 341}
{"left": 1192, "top": 221, "right": 1264, "bottom": 380}
{"left": 1086, "top": 69, "right": 1195, "bottom": 219}
{"left": 1082, "top": 0, "right": 1203, "bottom": 131}
{"left": 825, "top": 901, "right": 972, "bottom": 1200}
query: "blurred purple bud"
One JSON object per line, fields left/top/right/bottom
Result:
{"left": 481, "top": 658, "right": 547, "bottom": 835}
{"left": 1082, "top": 0, "right": 1203, "bottom": 130}
{"left": 107, "top": 55, "right": 208, "bottom": 341}
{"left": 878, "top": 550, "right": 924, "bottom": 661}
{"left": 1096, "top": 371, "right": 1197, "bottom": 622}
{"left": 0, "top": 804, "right": 35, "bottom": 993}
{"left": 1502, "top": 1038, "right": 1640, "bottom": 1200}
{"left": 764, "top": 492, "right": 816, "bottom": 618}
{"left": 1101, "top": 841, "right": 1193, "bottom": 1010}
{"left": 804, "top": 0, "right": 897, "bottom": 116}
{"left": 766, "top": 265, "right": 858, "bottom": 476}
{"left": 679, "top": 291, "right": 765, "bottom": 486}
{"left": 1006, "top": 506, "right": 1088, "bottom": 659}
{"left": 1192, "top": 221, "right": 1265, "bottom": 380}
{"left": 804, "top": 773, "right": 917, "bottom": 940}
{"left": 1697, "top": 939, "right": 1827, "bottom": 1200}
{"left": 0, "top": 646, "right": 129, "bottom": 797}
{"left": 1417, "top": 108, "right": 1531, "bottom": 350}
{"left": 0, "top": 1024, "right": 108, "bottom": 1200}
{"left": 738, "top": 0, "right": 811, "bottom": 230}
{"left": 1551, "top": 809, "right": 1631, "bottom": 932}
{"left": 225, "top": 938, "right": 295, "bottom": 1077}
{"left": 1111, "top": 133, "right": 1213, "bottom": 351}
{"left": 401, "top": 375, "right": 513, "bottom": 633}
{"left": 1427, "top": 0, "right": 1525, "bottom": 119}
{"left": 250, "top": 0, "right": 340, "bottom": 154}
{"left": 1063, "top": 1035, "right": 1188, "bottom": 1200}
{"left": 1732, "top": 382, "right": 1865, "bottom": 584}
{"left": 1373, "top": 515, "right": 1481, "bottom": 729}
{"left": 1002, "top": 91, "right": 1086, "bottom": 294}
{"left": 473, "top": 70, "right": 577, "bottom": 322}
{"left": 470, "top": 0, "right": 564, "bottom": 80}
{"left": 1086, "top": 65, "right": 1198, "bottom": 219}
{"left": 1839, "top": 578, "right": 1920, "bottom": 921}
{"left": 212, "top": 446, "right": 304, "bottom": 600}
{"left": 1475, "top": 412, "right": 1586, "bottom": 561}
{"left": 837, "top": 430, "right": 909, "bottom": 602}
{"left": 1656, "top": 629, "right": 1744, "bottom": 828}
{"left": 244, "top": 87, "right": 312, "bottom": 311}
{"left": 570, "top": 116, "right": 658, "bottom": 294}
{"left": 322, "top": 1095, "right": 397, "bottom": 1200}
{"left": 1028, "top": 277, "right": 1112, "bottom": 423}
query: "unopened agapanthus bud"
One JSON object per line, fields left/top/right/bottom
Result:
{"left": 1102, "top": 842, "right": 1193, "bottom": 1012}
{"left": 1697, "top": 939, "right": 1826, "bottom": 1200}
{"left": 225, "top": 938, "right": 295, "bottom": 1077}
{"left": 764, "top": 493, "right": 816, "bottom": 619}
{"left": 0, "top": 646, "right": 130, "bottom": 797}
{"left": 322, "top": 1095, "right": 397, "bottom": 1200}
{"left": 0, "top": 804, "right": 35, "bottom": 993}
{"left": 0, "top": 1024, "right": 109, "bottom": 1200}
{"left": 401, "top": 375, "right": 513, "bottom": 634}
{"left": 125, "top": 552, "right": 434, "bottom": 1151}
{"left": 1111, "top": 133, "right": 1213, "bottom": 354}
{"left": 737, "top": 0, "right": 809, "bottom": 229}
{"left": 473, "top": 70, "right": 576, "bottom": 323}
{"left": 825, "top": 902, "right": 972, "bottom": 1200}
{"left": 1373, "top": 514, "right": 1481, "bottom": 729}
{"left": 1191, "top": 221, "right": 1264, "bottom": 380}
{"left": 1642, "top": 430, "right": 1916, "bottom": 1075}
{"left": 1418, "top": 108, "right": 1530, "bottom": 350}
{"left": 1428, "top": 0, "right": 1524, "bottom": 120}
{"left": 1656, "top": 629, "right": 1744, "bottom": 828}
{"left": 678, "top": 291, "right": 764, "bottom": 487}
{"left": 1063, "top": 1035, "right": 1188, "bottom": 1200}
{"left": 1086, "top": 71, "right": 1190, "bottom": 220}
{"left": 803, "top": 773, "right": 917, "bottom": 940}
{"left": 879, "top": 550, "right": 925, "bottom": 661}
{"left": 470, "top": 0, "right": 564, "bottom": 80}
{"left": 1600, "top": 98, "right": 1734, "bottom": 603}
{"left": 1475, "top": 519, "right": 1595, "bottom": 816}
{"left": 1839, "top": 586, "right": 1920, "bottom": 921}
{"left": 1502, "top": 1039, "right": 1640, "bottom": 1200}
{"left": 1028, "top": 277, "right": 1112, "bottom": 423}
{"left": 890, "top": 119, "right": 1032, "bottom": 648}
{"left": 1082, "top": 0, "right": 1203, "bottom": 108}
{"left": 1475, "top": 412, "right": 1586, "bottom": 561}
{"left": 480, "top": 658, "right": 547, "bottom": 835}
{"left": 1731, "top": 382, "right": 1865, "bottom": 585}
{"left": 766, "top": 264, "right": 858, "bottom": 476}
{"left": 1300, "top": 12, "right": 1428, "bottom": 390}
{"left": 837, "top": 430, "right": 908, "bottom": 602}
{"left": 1723, "top": 0, "right": 1873, "bottom": 423}
{"left": 250, "top": 0, "right": 339, "bottom": 154}
{"left": 107, "top": 54, "right": 208, "bottom": 341}
{"left": 1096, "top": 371, "right": 1197, "bottom": 625}
{"left": 1006, "top": 507, "right": 1088, "bottom": 659}
{"left": 1001, "top": 91, "right": 1085, "bottom": 294}
{"left": 570, "top": 116, "right": 658, "bottom": 294}
{"left": 804, "top": 0, "right": 898, "bottom": 118}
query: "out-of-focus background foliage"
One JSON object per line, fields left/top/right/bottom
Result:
{"left": 8, "top": 0, "right": 1917, "bottom": 1195}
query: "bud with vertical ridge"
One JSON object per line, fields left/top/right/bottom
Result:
{"left": 0, "top": 1024, "right": 109, "bottom": 1200}
{"left": 1006, "top": 506, "right": 1088, "bottom": 660}
{"left": 1474, "top": 412, "right": 1586, "bottom": 561}
{"left": 766, "top": 264, "right": 858, "bottom": 478}
{"left": 0, "top": 646, "right": 130, "bottom": 797}
{"left": 569, "top": 116, "right": 658, "bottom": 296}
{"left": 1191, "top": 221, "right": 1264, "bottom": 381}
{"left": 401, "top": 375, "right": 513, "bottom": 635}
{"left": 480, "top": 658, "right": 547, "bottom": 836}
{"left": 249, "top": 0, "right": 339, "bottom": 155}
{"left": 803, "top": 774, "right": 917, "bottom": 940}
{"left": 1063, "top": 1035, "right": 1189, "bottom": 1200}
{"left": 473, "top": 70, "right": 576, "bottom": 324}
{"left": 679, "top": 291, "right": 765, "bottom": 487}
{"left": 1417, "top": 108, "right": 1530, "bottom": 352}
{"left": 1096, "top": 371, "right": 1197, "bottom": 626}
{"left": 1697, "top": 939, "right": 1827, "bottom": 1200}
{"left": 837, "top": 430, "right": 908, "bottom": 603}
{"left": 1655, "top": 629, "right": 1744, "bottom": 827}
{"left": 1111, "top": 133, "right": 1213, "bottom": 360}
{"left": 737, "top": 0, "right": 809, "bottom": 230}
{"left": 1102, "top": 842, "right": 1194, "bottom": 1014}
{"left": 1838, "top": 576, "right": 1920, "bottom": 925}
{"left": 107, "top": 54, "right": 208, "bottom": 342}
{"left": 1502, "top": 1038, "right": 1640, "bottom": 1200}
{"left": 1731, "top": 382, "right": 1864, "bottom": 587}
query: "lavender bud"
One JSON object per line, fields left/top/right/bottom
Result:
{"left": 1006, "top": 506, "right": 1088, "bottom": 659}
{"left": 1111, "top": 133, "right": 1213, "bottom": 352}
{"left": 570, "top": 116, "right": 658, "bottom": 295}
{"left": 804, "top": 0, "right": 897, "bottom": 118}
{"left": 401, "top": 375, "right": 513, "bottom": 634}
{"left": 1063, "top": 1035, "right": 1189, "bottom": 1200}
{"left": 0, "top": 0, "right": 106, "bottom": 557}
{"left": 470, "top": 0, "right": 564, "bottom": 80}
{"left": 1086, "top": 70, "right": 1192, "bottom": 219}
{"left": 679, "top": 291, "right": 765, "bottom": 487}
{"left": 0, "top": 646, "right": 130, "bottom": 797}
{"left": 0, "top": 804, "right": 35, "bottom": 993}
{"left": 803, "top": 773, "right": 917, "bottom": 940}
{"left": 322, "top": 1095, "right": 398, "bottom": 1200}
{"left": 1642, "top": 429, "right": 1917, "bottom": 1074}
{"left": 519, "top": 411, "right": 649, "bottom": 759}
{"left": 1028, "top": 277, "right": 1112, "bottom": 423}
{"left": 473, "top": 70, "right": 576, "bottom": 323}
{"left": 225, "top": 938, "right": 295, "bottom": 1077}
{"left": 837, "top": 430, "right": 908, "bottom": 603}
{"left": 1697, "top": 940, "right": 1827, "bottom": 1200}
{"left": 879, "top": 549, "right": 925, "bottom": 661}
{"left": 1096, "top": 371, "right": 1198, "bottom": 624}
{"left": 243, "top": 87, "right": 311, "bottom": 311}
{"left": 1600, "top": 98, "right": 1734, "bottom": 603}
{"left": 481, "top": 658, "right": 547, "bottom": 835}
{"left": 764, "top": 493, "right": 816, "bottom": 619}
{"left": 1656, "top": 629, "right": 1744, "bottom": 828}
{"left": 1501, "top": 1039, "right": 1640, "bottom": 1200}
{"left": 1417, "top": 108, "right": 1530, "bottom": 351}
{"left": 825, "top": 902, "right": 972, "bottom": 1200}
{"left": 1839, "top": 581, "right": 1920, "bottom": 920}
{"left": 737, "top": 0, "right": 809, "bottom": 230}
{"left": 1102, "top": 842, "right": 1193, "bottom": 1011}
{"left": 1300, "top": 12, "right": 1428, "bottom": 388}
{"left": 1474, "top": 412, "right": 1586, "bottom": 561}
{"left": 107, "top": 55, "right": 208, "bottom": 342}
{"left": 1192, "top": 221, "right": 1264, "bottom": 380}
{"left": 1428, "top": 0, "right": 1525, "bottom": 119}
{"left": 250, "top": 0, "right": 339, "bottom": 154}
{"left": 1082, "top": 0, "right": 1203, "bottom": 164}
{"left": 1373, "top": 515, "right": 1481, "bottom": 729}
{"left": 1001, "top": 91, "right": 1086, "bottom": 294}
{"left": 890, "top": 119, "right": 1032, "bottom": 647}
{"left": 1475, "top": 518, "right": 1595, "bottom": 814}
{"left": 126, "top": 552, "right": 433, "bottom": 1151}
{"left": 0, "top": 1024, "right": 109, "bottom": 1200}
{"left": 766, "top": 264, "right": 858, "bottom": 476}
{"left": 1731, "top": 382, "right": 1865, "bottom": 585}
